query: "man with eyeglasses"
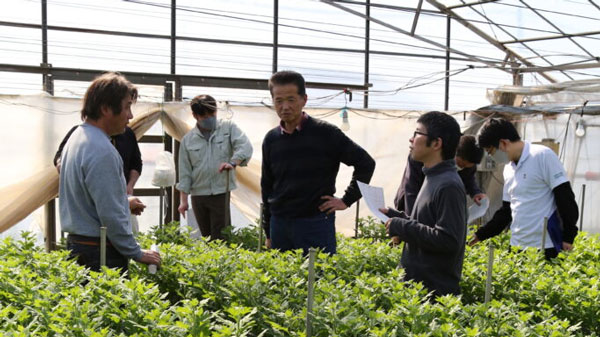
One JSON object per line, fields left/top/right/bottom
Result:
{"left": 394, "top": 135, "right": 486, "bottom": 217}
{"left": 380, "top": 111, "right": 466, "bottom": 297}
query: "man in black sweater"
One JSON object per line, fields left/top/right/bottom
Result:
{"left": 382, "top": 111, "right": 467, "bottom": 297}
{"left": 261, "top": 70, "right": 375, "bottom": 254}
{"left": 469, "top": 118, "right": 578, "bottom": 260}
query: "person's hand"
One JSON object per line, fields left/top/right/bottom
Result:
{"left": 385, "top": 218, "right": 392, "bottom": 234}
{"left": 380, "top": 207, "right": 406, "bottom": 219}
{"left": 468, "top": 234, "right": 480, "bottom": 246}
{"left": 265, "top": 238, "right": 272, "bottom": 249}
{"left": 218, "top": 162, "right": 235, "bottom": 173}
{"left": 135, "top": 249, "right": 162, "bottom": 267}
{"left": 473, "top": 193, "right": 486, "bottom": 206}
{"left": 318, "top": 196, "right": 348, "bottom": 214}
{"left": 128, "top": 197, "right": 146, "bottom": 216}
{"left": 178, "top": 201, "right": 189, "bottom": 218}
{"left": 562, "top": 241, "right": 574, "bottom": 251}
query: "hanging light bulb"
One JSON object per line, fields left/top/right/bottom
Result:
{"left": 340, "top": 108, "right": 350, "bottom": 131}
{"left": 575, "top": 120, "right": 586, "bottom": 138}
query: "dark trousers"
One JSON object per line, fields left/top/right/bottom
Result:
{"left": 270, "top": 213, "right": 336, "bottom": 255}
{"left": 67, "top": 235, "right": 128, "bottom": 274}
{"left": 191, "top": 192, "right": 231, "bottom": 240}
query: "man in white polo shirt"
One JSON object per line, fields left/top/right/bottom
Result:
{"left": 468, "top": 118, "right": 578, "bottom": 259}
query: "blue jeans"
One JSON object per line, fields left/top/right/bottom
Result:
{"left": 270, "top": 213, "right": 336, "bottom": 255}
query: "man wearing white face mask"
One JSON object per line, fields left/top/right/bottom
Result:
{"left": 469, "top": 118, "right": 579, "bottom": 260}
{"left": 177, "top": 94, "right": 253, "bottom": 240}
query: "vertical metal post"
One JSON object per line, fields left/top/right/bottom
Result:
{"left": 272, "top": 0, "right": 279, "bottom": 73}
{"left": 159, "top": 187, "right": 164, "bottom": 228}
{"left": 444, "top": 15, "right": 450, "bottom": 112}
{"left": 579, "top": 184, "right": 586, "bottom": 231}
{"left": 170, "top": 0, "right": 176, "bottom": 75}
{"left": 541, "top": 216, "right": 548, "bottom": 252}
{"left": 257, "top": 203, "right": 264, "bottom": 252}
{"left": 363, "top": 0, "right": 370, "bottom": 109}
{"left": 163, "top": 80, "right": 174, "bottom": 225}
{"left": 172, "top": 80, "right": 182, "bottom": 222}
{"left": 484, "top": 244, "right": 494, "bottom": 303}
{"left": 354, "top": 200, "right": 360, "bottom": 238}
{"left": 42, "top": 0, "right": 48, "bottom": 65}
{"left": 306, "top": 248, "right": 317, "bottom": 337}
{"left": 100, "top": 226, "right": 107, "bottom": 267}
{"left": 42, "top": 0, "right": 56, "bottom": 253}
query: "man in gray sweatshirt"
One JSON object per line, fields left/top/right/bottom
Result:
{"left": 382, "top": 111, "right": 466, "bottom": 297}
{"left": 59, "top": 72, "right": 161, "bottom": 273}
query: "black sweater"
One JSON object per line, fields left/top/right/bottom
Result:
{"left": 261, "top": 116, "right": 375, "bottom": 238}
{"left": 389, "top": 159, "right": 467, "bottom": 297}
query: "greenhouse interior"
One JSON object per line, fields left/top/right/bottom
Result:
{"left": 1, "top": 0, "right": 600, "bottom": 335}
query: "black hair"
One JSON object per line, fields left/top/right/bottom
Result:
{"left": 190, "top": 94, "right": 217, "bottom": 116}
{"left": 456, "top": 135, "right": 484, "bottom": 164}
{"left": 477, "top": 118, "right": 521, "bottom": 149}
{"left": 81, "top": 72, "right": 137, "bottom": 121}
{"left": 417, "top": 111, "right": 461, "bottom": 161}
{"left": 268, "top": 70, "right": 306, "bottom": 97}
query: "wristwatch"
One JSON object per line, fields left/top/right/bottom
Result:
{"left": 229, "top": 161, "right": 237, "bottom": 167}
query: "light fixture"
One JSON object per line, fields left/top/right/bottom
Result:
{"left": 575, "top": 120, "right": 586, "bottom": 138}
{"left": 340, "top": 107, "right": 350, "bottom": 131}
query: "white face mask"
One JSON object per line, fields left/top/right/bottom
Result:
{"left": 455, "top": 164, "right": 463, "bottom": 171}
{"left": 492, "top": 148, "right": 509, "bottom": 164}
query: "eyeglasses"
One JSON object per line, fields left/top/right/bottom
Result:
{"left": 412, "top": 130, "right": 428, "bottom": 139}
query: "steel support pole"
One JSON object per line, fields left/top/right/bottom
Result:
{"left": 445, "top": 15, "right": 450, "bottom": 112}
{"left": 306, "top": 248, "right": 317, "bottom": 337}
{"left": 484, "top": 244, "right": 494, "bottom": 303}
{"left": 42, "top": 0, "right": 56, "bottom": 253}
{"left": 579, "top": 184, "right": 586, "bottom": 231}
{"left": 100, "top": 226, "right": 107, "bottom": 267}
{"left": 273, "top": 0, "right": 279, "bottom": 74}
{"left": 363, "top": 0, "right": 370, "bottom": 109}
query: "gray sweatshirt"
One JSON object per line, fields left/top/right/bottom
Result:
{"left": 59, "top": 123, "right": 142, "bottom": 260}
{"left": 389, "top": 159, "right": 466, "bottom": 296}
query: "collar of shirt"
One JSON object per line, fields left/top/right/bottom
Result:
{"left": 511, "top": 141, "right": 531, "bottom": 171}
{"left": 279, "top": 112, "right": 308, "bottom": 135}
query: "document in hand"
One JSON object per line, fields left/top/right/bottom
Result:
{"left": 467, "top": 197, "right": 490, "bottom": 224}
{"left": 357, "top": 181, "right": 389, "bottom": 223}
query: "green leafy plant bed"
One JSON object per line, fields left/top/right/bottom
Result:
{"left": 0, "top": 222, "right": 598, "bottom": 336}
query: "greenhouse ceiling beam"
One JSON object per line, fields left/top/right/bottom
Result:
{"left": 447, "top": 0, "right": 500, "bottom": 10}
{"left": 320, "top": 0, "right": 506, "bottom": 71}
{"left": 410, "top": 0, "right": 424, "bottom": 36}
{"left": 519, "top": 0, "right": 595, "bottom": 59}
{"left": 500, "top": 30, "right": 600, "bottom": 45}
{"left": 425, "top": 0, "right": 557, "bottom": 83}
{"left": 0, "top": 64, "right": 368, "bottom": 91}
{"left": 590, "top": 0, "right": 600, "bottom": 11}
{"left": 0, "top": 20, "right": 472, "bottom": 62}
{"left": 330, "top": 0, "right": 439, "bottom": 15}
{"left": 514, "top": 61, "right": 600, "bottom": 73}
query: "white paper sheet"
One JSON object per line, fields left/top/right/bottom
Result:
{"left": 357, "top": 181, "right": 389, "bottom": 222}
{"left": 467, "top": 197, "right": 490, "bottom": 224}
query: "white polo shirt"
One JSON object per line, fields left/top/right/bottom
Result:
{"left": 503, "top": 142, "right": 568, "bottom": 249}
